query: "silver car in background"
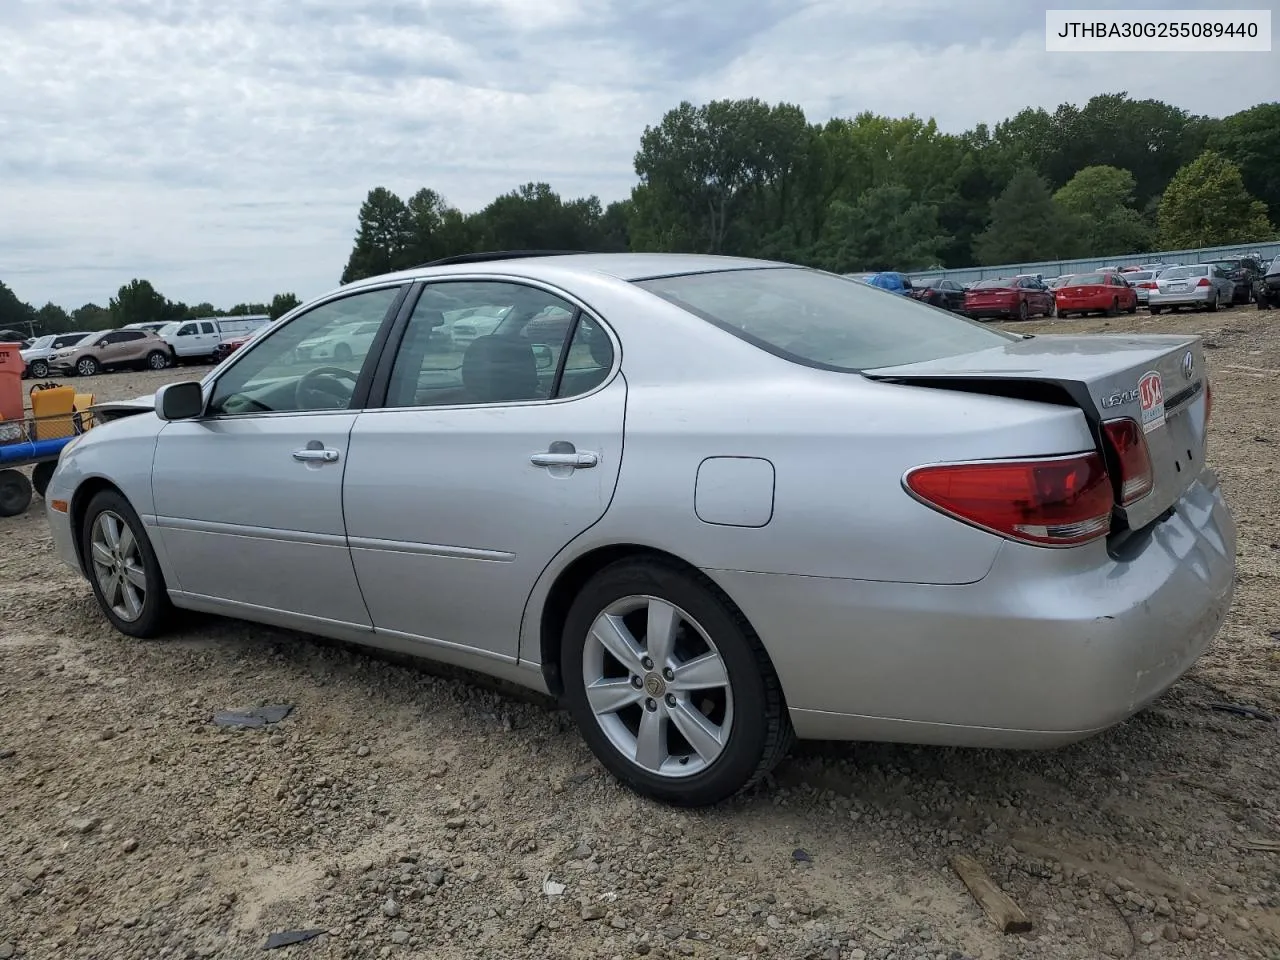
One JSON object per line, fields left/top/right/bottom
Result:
{"left": 1148, "top": 264, "right": 1235, "bottom": 314}
{"left": 44, "top": 253, "right": 1234, "bottom": 807}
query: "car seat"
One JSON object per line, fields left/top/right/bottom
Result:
{"left": 461, "top": 336, "right": 539, "bottom": 403}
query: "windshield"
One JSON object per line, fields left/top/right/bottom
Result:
{"left": 1161, "top": 266, "right": 1206, "bottom": 280}
{"left": 159, "top": 322, "right": 179, "bottom": 336}
{"left": 1206, "top": 260, "right": 1241, "bottom": 269}
{"left": 633, "top": 267, "right": 1017, "bottom": 373}
{"left": 28, "top": 335, "right": 54, "bottom": 349}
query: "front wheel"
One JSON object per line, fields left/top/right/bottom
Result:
{"left": 28, "top": 359, "right": 49, "bottom": 379}
{"left": 1017, "top": 300, "right": 1029, "bottom": 321}
{"left": 561, "top": 558, "right": 792, "bottom": 806}
{"left": 80, "top": 490, "right": 173, "bottom": 638}
{"left": 76, "top": 357, "right": 99, "bottom": 377}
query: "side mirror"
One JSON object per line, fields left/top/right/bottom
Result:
{"left": 155, "top": 381, "right": 204, "bottom": 421}
{"left": 531, "top": 343, "right": 554, "bottom": 371}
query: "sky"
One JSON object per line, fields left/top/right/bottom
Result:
{"left": 1, "top": 0, "right": 1277, "bottom": 311}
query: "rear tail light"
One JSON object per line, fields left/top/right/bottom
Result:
{"left": 1196, "top": 278, "right": 1211, "bottom": 287}
{"left": 1101, "top": 418, "right": 1154, "bottom": 505}
{"left": 1138, "top": 282, "right": 1156, "bottom": 289}
{"left": 904, "top": 454, "right": 1114, "bottom": 547}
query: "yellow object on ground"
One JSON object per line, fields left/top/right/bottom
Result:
{"left": 28, "top": 383, "right": 77, "bottom": 440}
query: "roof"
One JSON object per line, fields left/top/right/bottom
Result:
{"left": 341, "top": 252, "right": 789, "bottom": 293}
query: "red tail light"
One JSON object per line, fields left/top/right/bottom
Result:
{"left": 1137, "top": 281, "right": 1156, "bottom": 289}
{"left": 1196, "top": 278, "right": 1211, "bottom": 287}
{"left": 1101, "top": 418, "right": 1154, "bottom": 505}
{"left": 905, "top": 454, "right": 1114, "bottom": 547}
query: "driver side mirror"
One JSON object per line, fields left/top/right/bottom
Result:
{"left": 531, "top": 343, "right": 554, "bottom": 371}
{"left": 155, "top": 381, "right": 204, "bottom": 421}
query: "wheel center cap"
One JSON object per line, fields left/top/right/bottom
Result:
{"left": 644, "top": 673, "right": 666, "bottom": 697}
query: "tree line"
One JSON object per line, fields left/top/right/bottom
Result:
{"left": 0, "top": 278, "right": 302, "bottom": 340}
{"left": 4, "top": 92, "right": 1275, "bottom": 340}
{"left": 341, "top": 92, "right": 1277, "bottom": 283}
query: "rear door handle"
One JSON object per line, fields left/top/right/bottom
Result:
{"left": 293, "top": 448, "right": 340, "bottom": 463}
{"left": 530, "top": 451, "right": 598, "bottom": 469}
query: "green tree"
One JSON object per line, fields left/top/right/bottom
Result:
{"left": 270, "top": 293, "right": 301, "bottom": 319}
{"left": 34, "top": 302, "right": 72, "bottom": 335}
{"left": 1053, "top": 165, "right": 1153, "bottom": 256}
{"left": 109, "top": 279, "right": 168, "bottom": 328}
{"left": 1208, "top": 103, "right": 1280, "bottom": 225}
{"left": 974, "top": 169, "right": 1074, "bottom": 265}
{"left": 471, "top": 182, "right": 611, "bottom": 250}
{"left": 813, "top": 184, "right": 951, "bottom": 272}
{"left": 340, "top": 187, "right": 414, "bottom": 283}
{"left": 0, "top": 281, "right": 36, "bottom": 336}
{"left": 71, "top": 303, "right": 111, "bottom": 329}
{"left": 1157, "top": 150, "right": 1274, "bottom": 249}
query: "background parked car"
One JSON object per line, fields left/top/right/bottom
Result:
{"left": 159, "top": 315, "right": 273, "bottom": 364}
{"left": 295, "top": 319, "right": 383, "bottom": 363}
{"left": 1256, "top": 255, "right": 1280, "bottom": 309}
{"left": 1204, "top": 256, "right": 1265, "bottom": 304}
{"left": 49, "top": 328, "right": 171, "bottom": 376}
{"left": 910, "top": 277, "right": 966, "bottom": 311}
{"left": 864, "top": 272, "right": 913, "bottom": 295}
{"left": 963, "top": 276, "right": 1055, "bottom": 320}
{"left": 19, "top": 331, "right": 91, "bottom": 378}
{"left": 1123, "top": 269, "right": 1163, "bottom": 307}
{"left": 1148, "top": 264, "right": 1236, "bottom": 314}
{"left": 1054, "top": 271, "right": 1139, "bottom": 318}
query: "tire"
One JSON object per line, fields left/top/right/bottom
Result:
{"left": 0, "top": 469, "right": 33, "bottom": 518}
{"left": 147, "top": 350, "right": 170, "bottom": 370}
{"left": 560, "top": 558, "right": 792, "bottom": 807}
{"left": 76, "top": 356, "right": 100, "bottom": 377}
{"left": 1126, "top": 300, "right": 1137, "bottom": 315}
{"left": 1105, "top": 299, "right": 1119, "bottom": 318}
{"left": 1206, "top": 293, "right": 1219, "bottom": 313}
{"left": 1150, "top": 306, "right": 1162, "bottom": 315}
{"left": 1017, "top": 300, "right": 1029, "bottom": 321}
{"left": 28, "top": 359, "right": 48, "bottom": 379}
{"left": 80, "top": 489, "right": 173, "bottom": 638}
{"left": 31, "top": 461, "right": 55, "bottom": 499}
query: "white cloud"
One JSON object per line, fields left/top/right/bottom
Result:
{"left": 0, "top": 0, "right": 1274, "bottom": 310}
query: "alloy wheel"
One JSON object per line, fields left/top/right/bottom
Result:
{"left": 89, "top": 511, "right": 147, "bottom": 622}
{"left": 582, "top": 595, "right": 734, "bottom": 778}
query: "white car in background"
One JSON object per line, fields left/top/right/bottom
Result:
{"left": 1148, "top": 264, "right": 1236, "bottom": 314}
{"left": 447, "top": 305, "right": 513, "bottom": 348}
{"left": 294, "top": 319, "right": 383, "bottom": 363}
{"left": 20, "top": 331, "right": 91, "bottom": 379}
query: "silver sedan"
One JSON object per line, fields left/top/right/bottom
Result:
{"left": 1148, "top": 264, "right": 1236, "bottom": 313}
{"left": 44, "top": 254, "right": 1235, "bottom": 806}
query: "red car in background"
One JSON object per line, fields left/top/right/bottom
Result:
{"left": 962, "top": 276, "right": 1055, "bottom": 321}
{"left": 1054, "top": 271, "right": 1139, "bottom": 319}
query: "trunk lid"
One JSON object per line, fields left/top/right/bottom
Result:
{"left": 864, "top": 333, "right": 1209, "bottom": 533}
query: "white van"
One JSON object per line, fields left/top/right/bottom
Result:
{"left": 159, "top": 315, "right": 272, "bottom": 362}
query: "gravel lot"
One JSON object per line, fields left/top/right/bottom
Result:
{"left": 2, "top": 306, "right": 1279, "bottom": 960}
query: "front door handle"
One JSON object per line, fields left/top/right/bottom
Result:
{"left": 293, "top": 448, "right": 340, "bottom": 463}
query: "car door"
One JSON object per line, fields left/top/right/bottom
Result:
{"left": 150, "top": 283, "right": 408, "bottom": 626}
{"left": 343, "top": 279, "right": 625, "bottom": 660}
{"left": 196, "top": 320, "right": 220, "bottom": 355}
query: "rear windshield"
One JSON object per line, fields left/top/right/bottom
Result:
{"left": 633, "top": 267, "right": 1017, "bottom": 372}
{"left": 1206, "top": 260, "right": 1240, "bottom": 269}
{"left": 1162, "top": 266, "right": 1205, "bottom": 280}
{"left": 1069, "top": 273, "right": 1107, "bottom": 285}
{"left": 1126, "top": 271, "right": 1153, "bottom": 282}
{"left": 970, "top": 279, "right": 1012, "bottom": 290}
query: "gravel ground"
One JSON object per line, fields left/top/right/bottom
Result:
{"left": 2, "top": 306, "right": 1279, "bottom": 960}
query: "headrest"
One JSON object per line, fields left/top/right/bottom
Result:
{"left": 461, "top": 336, "right": 539, "bottom": 403}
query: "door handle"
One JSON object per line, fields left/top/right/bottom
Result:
{"left": 293, "top": 448, "right": 340, "bottom": 463}
{"left": 530, "top": 451, "right": 598, "bottom": 469}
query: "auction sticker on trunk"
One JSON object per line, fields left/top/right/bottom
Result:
{"left": 1139, "top": 370, "right": 1165, "bottom": 433}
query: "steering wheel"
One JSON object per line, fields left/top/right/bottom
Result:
{"left": 295, "top": 365, "right": 359, "bottom": 410}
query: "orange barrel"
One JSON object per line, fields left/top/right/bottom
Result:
{"left": 0, "top": 342, "right": 23, "bottom": 425}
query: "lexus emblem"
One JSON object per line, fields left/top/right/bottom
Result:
{"left": 1182, "top": 350, "right": 1195, "bottom": 381}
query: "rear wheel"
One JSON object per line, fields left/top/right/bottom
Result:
{"left": 1206, "top": 292, "right": 1219, "bottom": 312}
{"left": 0, "top": 469, "right": 33, "bottom": 517}
{"left": 561, "top": 558, "right": 792, "bottom": 806}
{"left": 80, "top": 490, "right": 173, "bottom": 638}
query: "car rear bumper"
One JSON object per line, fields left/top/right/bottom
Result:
{"left": 964, "top": 305, "right": 1016, "bottom": 318}
{"left": 1056, "top": 297, "right": 1110, "bottom": 312}
{"left": 1149, "top": 289, "right": 1213, "bottom": 307}
{"left": 707, "top": 468, "right": 1235, "bottom": 747}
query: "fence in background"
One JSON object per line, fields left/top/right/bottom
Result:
{"left": 905, "top": 239, "right": 1280, "bottom": 284}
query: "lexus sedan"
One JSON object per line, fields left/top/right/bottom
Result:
{"left": 44, "top": 253, "right": 1235, "bottom": 806}
{"left": 1148, "top": 264, "right": 1236, "bottom": 314}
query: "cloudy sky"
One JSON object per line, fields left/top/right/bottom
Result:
{"left": 1, "top": 0, "right": 1276, "bottom": 310}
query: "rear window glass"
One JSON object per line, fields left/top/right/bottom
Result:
{"left": 1126, "top": 272, "right": 1153, "bottom": 282}
{"left": 633, "top": 267, "right": 1017, "bottom": 372}
{"left": 970, "top": 279, "right": 1012, "bottom": 290}
{"left": 1161, "top": 266, "right": 1205, "bottom": 280}
{"left": 1069, "top": 273, "right": 1107, "bottom": 285}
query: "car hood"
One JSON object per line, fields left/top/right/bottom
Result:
{"left": 91, "top": 395, "right": 157, "bottom": 422}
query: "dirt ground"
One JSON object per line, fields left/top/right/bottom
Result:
{"left": 2, "top": 306, "right": 1279, "bottom": 960}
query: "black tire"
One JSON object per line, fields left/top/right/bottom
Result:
{"left": 1105, "top": 299, "right": 1119, "bottom": 318}
{"left": 1017, "top": 300, "right": 1029, "bottom": 321}
{"left": 146, "top": 350, "right": 170, "bottom": 370}
{"left": 1126, "top": 301, "right": 1137, "bottom": 314}
{"left": 1206, "top": 293, "right": 1219, "bottom": 313}
{"left": 1150, "top": 306, "right": 1162, "bottom": 315}
{"left": 0, "top": 469, "right": 33, "bottom": 517}
{"left": 76, "top": 356, "right": 99, "bottom": 377}
{"left": 28, "top": 359, "right": 48, "bottom": 379}
{"left": 561, "top": 558, "right": 792, "bottom": 807}
{"left": 79, "top": 489, "right": 173, "bottom": 638}
{"left": 31, "top": 461, "right": 55, "bottom": 499}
